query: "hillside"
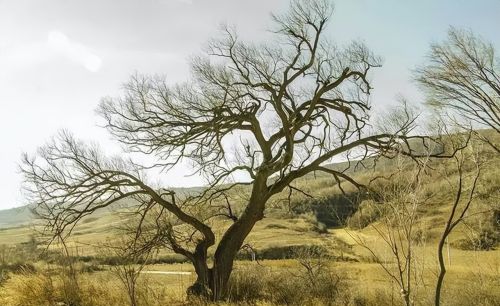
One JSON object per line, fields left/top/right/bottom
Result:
{"left": 0, "top": 131, "right": 499, "bottom": 306}
{"left": 0, "top": 206, "right": 32, "bottom": 228}
{"left": 1, "top": 131, "right": 498, "bottom": 254}
{"left": 0, "top": 185, "right": 208, "bottom": 229}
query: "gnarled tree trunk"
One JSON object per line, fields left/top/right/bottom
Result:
{"left": 186, "top": 213, "right": 265, "bottom": 300}
{"left": 188, "top": 178, "right": 269, "bottom": 300}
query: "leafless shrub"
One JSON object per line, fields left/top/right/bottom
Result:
{"left": 348, "top": 155, "right": 433, "bottom": 306}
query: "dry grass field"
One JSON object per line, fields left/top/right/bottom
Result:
{"left": 1, "top": 133, "right": 499, "bottom": 305}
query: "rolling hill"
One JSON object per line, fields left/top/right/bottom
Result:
{"left": 0, "top": 130, "right": 498, "bottom": 254}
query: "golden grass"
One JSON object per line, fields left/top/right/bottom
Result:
{"left": 0, "top": 131, "right": 499, "bottom": 304}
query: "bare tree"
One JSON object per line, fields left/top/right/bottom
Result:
{"left": 106, "top": 242, "right": 150, "bottom": 306}
{"left": 347, "top": 155, "right": 433, "bottom": 306}
{"left": 435, "top": 149, "right": 481, "bottom": 306}
{"left": 416, "top": 27, "right": 500, "bottom": 153}
{"left": 21, "top": 0, "right": 457, "bottom": 300}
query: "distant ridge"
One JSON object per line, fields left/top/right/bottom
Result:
{"left": 1, "top": 129, "right": 496, "bottom": 230}
{"left": 0, "top": 205, "right": 33, "bottom": 229}
{"left": 0, "top": 186, "right": 205, "bottom": 229}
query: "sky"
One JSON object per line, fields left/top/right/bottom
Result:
{"left": 0, "top": 0, "right": 499, "bottom": 210}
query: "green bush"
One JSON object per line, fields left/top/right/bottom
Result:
{"left": 265, "top": 223, "right": 289, "bottom": 230}
{"left": 453, "top": 226, "right": 499, "bottom": 251}
{"left": 71, "top": 253, "right": 189, "bottom": 266}
{"left": 347, "top": 200, "right": 382, "bottom": 229}
{"left": 252, "top": 245, "right": 330, "bottom": 260}
{"left": 312, "top": 221, "right": 328, "bottom": 234}
{"left": 292, "top": 193, "right": 363, "bottom": 227}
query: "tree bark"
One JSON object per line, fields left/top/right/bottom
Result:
{"left": 435, "top": 230, "right": 448, "bottom": 306}
{"left": 187, "top": 176, "right": 269, "bottom": 300}
{"left": 186, "top": 210, "right": 266, "bottom": 300}
{"left": 187, "top": 256, "right": 211, "bottom": 297}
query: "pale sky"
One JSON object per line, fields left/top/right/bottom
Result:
{"left": 1, "top": 0, "right": 499, "bottom": 210}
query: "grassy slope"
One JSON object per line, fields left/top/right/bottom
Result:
{"left": 0, "top": 206, "right": 32, "bottom": 228}
{"left": 0, "top": 131, "right": 499, "bottom": 305}
{"left": 0, "top": 131, "right": 498, "bottom": 256}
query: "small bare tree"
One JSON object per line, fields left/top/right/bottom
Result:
{"left": 106, "top": 243, "right": 150, "bottom": 306}
{"left": 21, "top": 0, "right": 458, "bottom": 300}
{"left": 435, "top": 148, "right": 481, "bottom": 306}
{"left": 348, "top": 153, "right": 434, "bottom": 306}
{"left": 416, "top": 27, "right": 500, "bottom": 153}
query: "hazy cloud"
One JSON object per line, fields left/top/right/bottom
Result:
{"left": 0, "top": 31, "right": 102, "bottom": 73}
{"left": 173, "top": 0, "right": 193, "bottom": 4}
{"left": 47, "top": 31, "right": 102, "bottom": 72}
